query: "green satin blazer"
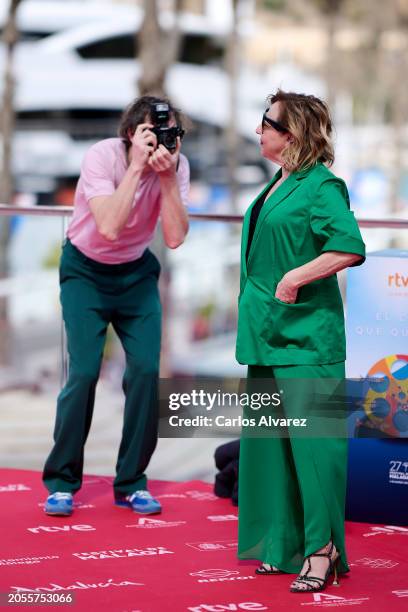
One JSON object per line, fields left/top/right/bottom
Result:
{"left": 235, "top": 162, "right": 366, "bottom": 366}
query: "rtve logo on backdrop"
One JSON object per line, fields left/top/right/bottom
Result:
{"left": 388, "top": 273, "right": 408, "bottom": 288}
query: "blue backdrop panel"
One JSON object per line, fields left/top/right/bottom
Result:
{"left": 346, "top": 250, "right": 408, "bottom": 524}
{"left": 346, "top": 438, "right": 407, "bottom": 525}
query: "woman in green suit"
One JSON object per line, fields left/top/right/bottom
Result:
{"left": 236, "top": 90, "right": 365, "bottom": 593}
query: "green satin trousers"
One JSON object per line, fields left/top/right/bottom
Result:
{"left": 43, "top": 240, "right": 162, "bottom": 496}
{"left": 238, "top": 362, "right": 349, "bottom": 574}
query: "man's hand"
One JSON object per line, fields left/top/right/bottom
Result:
{"left": 148, "top": 138, "right": 181, "bottom": 177}
{"left": 129, "top": 123, "right": 157, "bottom": 172}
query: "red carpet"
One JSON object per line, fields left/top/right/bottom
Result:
{"left": 0, "top": 469, "right": 407, "bottom": 611}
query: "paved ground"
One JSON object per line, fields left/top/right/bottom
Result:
{"left": 0, "top": 382, "right": 234, "bottom": 485}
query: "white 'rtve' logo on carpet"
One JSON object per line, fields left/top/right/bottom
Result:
{"left": 187, "top": 602, "right": 268, "bottom": 612}
{"left": 27, "top": 525, "right": 95, "bottom": 534}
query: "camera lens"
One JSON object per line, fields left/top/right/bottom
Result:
{"left": 163, "top": 133, "right": 175, "bottom": 149}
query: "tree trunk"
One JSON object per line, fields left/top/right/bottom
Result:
{"left": 324, "top": 10, "right": 337, "bottom": 112}
{"left": 136, "top": 0, "right": 184, "bottom": 376}
{"left": 0, "top": 0, "right": 22, "bottom": 366}
{"left": 137, "top": 0, "right": 183, "bottom": 96}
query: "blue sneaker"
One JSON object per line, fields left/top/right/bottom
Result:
{"left": 115, "top": 490, "right": 162, "bottom": 515}
{"left": 44, "top": 492, "right": 73, "bottom": 516}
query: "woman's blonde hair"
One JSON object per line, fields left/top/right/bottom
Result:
{"left": 267, "top": 90, "right": 334, "bottom": 172}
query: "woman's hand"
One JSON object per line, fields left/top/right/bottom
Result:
{"left": 148, "top": 138, "right": 181, "bottom": 178}
{"left": 275, "top": 270, "right": 301, "bottom": 303}
{"left": 275, "top": 252, "right": 364, "bottom": 304}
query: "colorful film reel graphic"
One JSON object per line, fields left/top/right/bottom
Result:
{"left": 363, "top": 354, "right": 408, "bottom": 437}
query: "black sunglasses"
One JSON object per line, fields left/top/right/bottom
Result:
{"left": 261, "top": 111, "right": 288, "bottom": 133}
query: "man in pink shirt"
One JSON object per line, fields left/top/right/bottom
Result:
{"left": 43, "top": 96, "right": 189, "bottom": 517}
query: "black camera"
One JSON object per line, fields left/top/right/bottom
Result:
{"left": 150, "top": 102, "right": 184, "bottom": 153}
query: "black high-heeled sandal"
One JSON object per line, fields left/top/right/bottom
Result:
{"left": 255, "top": 563, "right": 283, "bottom": 575}
{"left": 290, "top": 541, "right": 340, "bottom": 593}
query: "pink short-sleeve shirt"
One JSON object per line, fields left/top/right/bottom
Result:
{"left": 67, "top": 138, "right": 190, "bottom": 264}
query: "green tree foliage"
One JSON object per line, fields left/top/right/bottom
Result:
{"left": 261, "top": 0, "right": 286, "bottom": 11}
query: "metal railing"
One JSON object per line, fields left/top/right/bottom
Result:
{"left": 1, "top": 204, "right": 408, "bottom": 228}
{"left": 0, "top": 202, "right": 406, "bottom": 395}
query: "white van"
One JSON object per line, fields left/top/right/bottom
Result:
{"left": 0, "top": 0, "right": 141, "bottom": 40}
